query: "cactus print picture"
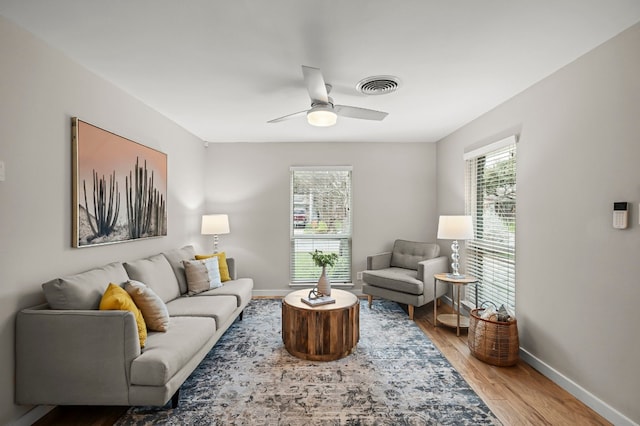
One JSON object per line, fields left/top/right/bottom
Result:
{"left": 72, "top": 118, "right": 167, "bottom": 247}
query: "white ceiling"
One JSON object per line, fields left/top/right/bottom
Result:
{"left": 2, "top": 1, "right": 640, "bottom": 143}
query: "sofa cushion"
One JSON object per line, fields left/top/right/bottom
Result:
{"left": 183, "top": 258, "right": 222, "bottom": 295}
{"left": 124, "top": 254, "right": 181, "bottom": 304}
{"left": 197, "top": 278, "right": 253, "bottom": 308}
{"left": 362, "top": 267, "right": 424, "bottom": 295}
{"left": 42, "top": 262, "right": 129, "bottom": 310}
{"left": 390, "top": 240, "right": 440, "bottom": 270}
{"left": 166, "top": 295, "right": 237, "bottom": 329}
{"left": 161, "top": 245, "right": 196, "bottom": 295}
{"left": 99, "top": 283, "right": 147, "bottom": 348}
{"left": 195, "top": 252, "right": 231, "bottom": 282}
{"left": 124, "top": 280, "right": 170, "bottom": 332}
{"left": 130, "top": 316, "right": 215, "bottom": 386}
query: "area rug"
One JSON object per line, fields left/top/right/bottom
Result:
{"left": 116, "top": 299, "right": 500, "bottom": 425}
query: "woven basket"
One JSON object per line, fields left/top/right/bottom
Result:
{"left": 468, "top": 308, "right": 519, "bottom": 367}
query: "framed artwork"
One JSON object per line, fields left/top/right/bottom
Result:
{"left": 72, "top": 117, "right": 167, "bottom": 248}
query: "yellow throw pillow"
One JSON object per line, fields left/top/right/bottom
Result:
{"left": 195, "top": 252, "right": 230, "bottom": 282}
{"left": 100, "top": 283, "right": 147, "bottom": 348}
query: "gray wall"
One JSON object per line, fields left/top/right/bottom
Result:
{"left": 202, "top": 142, "right": 437, "bottom": 294}
{"left": 437, "top": 23, "right": 640, "bottom": 424}
{"left": 0, "top": 16, "right": 206, "bottom": 423}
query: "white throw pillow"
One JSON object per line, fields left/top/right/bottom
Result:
{"left": 204, "top": 256, "right": 222, "bottom": 289}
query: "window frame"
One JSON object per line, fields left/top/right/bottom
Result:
{"left": 463, "top": 136, "right": 517, "bottom": 312}
{"left": 289, "top": 166, "right": 353, "bottom": 286}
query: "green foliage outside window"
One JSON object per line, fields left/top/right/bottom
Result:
{"left": 483, "top": 152, "right": 516, "bottom": 230}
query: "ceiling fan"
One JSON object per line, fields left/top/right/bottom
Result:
{"left": 267, "top": 65, "right": 389, "bottom": 127}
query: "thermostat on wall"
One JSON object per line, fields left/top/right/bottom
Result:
{"left": 613, "top": 202, "right": 628, "bottom": 229}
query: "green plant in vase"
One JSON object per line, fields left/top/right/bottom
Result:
{"left": 310, "top": 250, "right": 339, "bottom": 297}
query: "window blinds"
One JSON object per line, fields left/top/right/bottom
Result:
{"left": 290, "top": 167, "right": 352, "bottom": 284}
{"left": 464, "top": 137, "right": 517, "bottom": 312}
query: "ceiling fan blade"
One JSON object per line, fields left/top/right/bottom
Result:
{"left": 302, "top": 65, "right": 329, "bottom": 104}
{"left": 267, "top": 110, "right": 309, "bottom": 123}
{"left": 334, "top": 105, "right": 388, "bottom": 121}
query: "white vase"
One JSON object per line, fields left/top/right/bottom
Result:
{"left": 317, "top": 266, "right": 331, "bottom": 296}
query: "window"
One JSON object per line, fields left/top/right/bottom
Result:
{"left": 464, "top": 136, "right": 517, "bottom": 312}
{"left": 290, "top": 167, "right": 352, "bottom": 284}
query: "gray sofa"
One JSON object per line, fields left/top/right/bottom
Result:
{"left": 362, "top": 239, "right": 448, "bottom": 319}
{"left": 15, "top": 245, "right": 253, "bottom": 408}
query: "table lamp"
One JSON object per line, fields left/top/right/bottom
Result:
{"left": 437, "top": 215, "right": 473, "bottom": 278}
{"left": 201, "top": 214, "right": 230, "bottom": 253}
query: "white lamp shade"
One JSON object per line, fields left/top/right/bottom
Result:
{"left": 437, "top": 215, "right": 473, "bottom": 240}
{"left": 201, "top": 214, "right": 230, "bottom": 235}
{"left": 307, "top": 107, "right": 337, "bottom": 127}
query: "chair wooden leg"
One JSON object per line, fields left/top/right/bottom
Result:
{"left": 437, "top": 298, "right": 441, "bottom": 307}
{"left": 408, "top": 305, "right": 414, "bottom": 320}
{"left": 367, "top": 294, "right": 373, "bottom": 308}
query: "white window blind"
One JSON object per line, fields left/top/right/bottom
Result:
{"left": 464, "top": 136, "right": 517, "bottom": 312}
{"left": 290, "top": 167, "right": 352, "bottom": 284}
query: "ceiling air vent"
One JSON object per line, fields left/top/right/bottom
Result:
{"left": 356, "top": 75, "right": 400, "bottom": 95}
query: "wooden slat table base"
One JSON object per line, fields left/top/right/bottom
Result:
{"left": 282, "top": 289, "right": 360, "bottom": 361}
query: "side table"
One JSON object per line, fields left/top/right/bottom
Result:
{"left": 433, "top": 273, "right": 479, "bottom": 336}
{"left": 282, "top": 289, "right": 360, "bottom": 361}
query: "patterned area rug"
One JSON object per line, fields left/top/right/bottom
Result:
{"left": 117, "top": 299, "right": 500, "bottom": 425}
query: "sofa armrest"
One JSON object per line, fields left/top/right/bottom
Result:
{"left": 366, "top": 252, "right": 392, "bottom": 270}
{"left": 417, "top": 256, "right": 449, "bottom": 284}
{"left": 16, "top": 304, "right": 141, "bottom": 405}
{"left": 226, "top": 257, "right": 237, "bottom": 280}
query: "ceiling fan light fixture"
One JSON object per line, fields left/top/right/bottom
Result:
{"left": 307, "top": 106, "right": 337, "bottom": 127}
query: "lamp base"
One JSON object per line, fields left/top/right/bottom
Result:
{"left": 450, "top": 240, "right": 462, "bottom": 277}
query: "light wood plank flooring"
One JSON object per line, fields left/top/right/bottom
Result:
{"left": 34, "top": 298, "right": 610, "bottom": 425}
{"left": 412, "top": 301, "right": 610, "bottom": 426}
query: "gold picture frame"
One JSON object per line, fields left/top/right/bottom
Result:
{"left": 72, "top": 117, "right": 167, "bottom": 248}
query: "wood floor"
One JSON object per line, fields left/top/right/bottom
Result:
{"left": 412, "top": 302, "right": 610, "bottom": 426}
{"left": 34, "top": 298, "right": 610, "bottom": 426}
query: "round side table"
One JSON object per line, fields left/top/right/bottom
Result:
{"left": 433, "top": 273, "right": 479, "bottom": 336}
{"left": 282, "top": 289, "right": 360, "bottom": 361}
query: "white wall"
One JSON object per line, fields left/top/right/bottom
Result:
{"left": 203, "top": 142, "right": 437, "bottom": 294}
{"left": 0, "top": 16, "right": 206, "bottom": 423}
{"left": 437, "top": 23, "right": 640, "bottom": 424}
{"left": 5, "top": 7, "right": 637, "bottom": 424}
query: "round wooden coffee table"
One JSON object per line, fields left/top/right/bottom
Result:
{"left": 282, "top": 289, "right": 359, "bottom": 361}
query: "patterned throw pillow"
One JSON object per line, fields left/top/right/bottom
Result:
{"left": 195, "top": 252, "right": 231, "bottom": 282}
{"left": 183, "top": 257, "right": 222, "bottom": 295}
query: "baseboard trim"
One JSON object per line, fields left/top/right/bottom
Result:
{"left": 519, "top": 348, "right": 637, "bottom": 426}
{"left": 14, "top": 405, "right": 55, "bottom": 426}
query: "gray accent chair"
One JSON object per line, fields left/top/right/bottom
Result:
{"left": 362, "top": 240, "right": 449, "bottom": 320}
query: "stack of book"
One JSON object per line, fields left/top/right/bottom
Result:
{"left": 301, "top": 295, "right": 336, "bottom": 307}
